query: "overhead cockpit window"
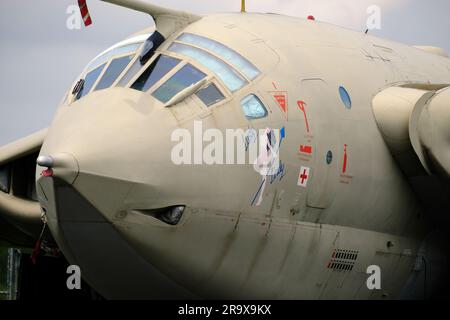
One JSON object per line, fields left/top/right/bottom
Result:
{"left": 196, "top": 83, "right": 225, "bottom": 106}
{"left": 86, "top": 43, "right": 141, "bottom": 72}
{"left": 240, "top": 94, "right": 268, "bottom": 120}
{"left": 131, "top": 55, "right": 181, "bottom": 92}
{"left": 94, "top": 55, "right": 133, "bottom": 91}
{"left": 76, "top": 64, "right": 106, "bottom": 99}
{"left": 169, "top": 43, "right": 247, "bottom": 92}
{"left": 152, "top": 63, "right": 206, "bottom": 103}
{"left": 177, "top": 33, "right": 260, "bottom": 80}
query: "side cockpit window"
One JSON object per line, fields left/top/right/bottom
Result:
{"left": 195, "top": 83, "right": 225, "bottom": 107}
{"left": 131, "top": 55, "right": 180, "bottom": 92}
{"left": 152, "top": 63, "right": 206, "bottom": 103}
{"left": 241, "top": 94, "right": 268, "bottom": 120}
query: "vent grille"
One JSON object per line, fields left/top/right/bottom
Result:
{"left": 327, "top": 249, "right": 359, "bottom": 271}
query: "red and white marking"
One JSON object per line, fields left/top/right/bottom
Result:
{"left": 297, "top": 166, "right": 310, "bottom": 187}
{"left": 273, "top": 93, "right": 287, "bottom": 114}
{"left": 78, "top": 0, "right": 92, "bottom": 27}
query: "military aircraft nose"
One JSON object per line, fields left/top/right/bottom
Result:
{"left": 38, "top": 87, "right": 176, "bottom": 220}
{"left": 34, "top": 88, "right": 195, "bottom": 299}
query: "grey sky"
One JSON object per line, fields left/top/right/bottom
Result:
{"left": 1, "top": 0, "right": 449, "bottom": 146}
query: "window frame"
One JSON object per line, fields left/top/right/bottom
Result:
{"left": 191, "top": 78, "right": 230, "bottom": 110}
{"left": 147, "top": 50, "right": 232, "bottom": 108}
{"left": 69, "top": 41, "right": 144, "bottom": 104}
{"left": 115, "top": 53, "right": 144, "bottom": 88}
{"left": 194, "top": 82, "right": 226, "bottom": 107}
{"left": 91, "top": 52, "right": 135, "bottom": 92}
{"left": 151, "top": 62, "right": 208, "bottom": 104}
{"left": 175, "top": 33, "right": 261, "bottom": 81}
{"left": 167, "top": 42, "right": 248, "bottom": 93}
{"left": 68, "top": 32, "right": 254, "bottom": 110}
{"left": 131, "top": 54, "right": 183, "bottom": 93}
{"left": 75, "top": 62, "right": 107, "bottom": 100}
{"left": 110, "top": 53, "right": 141, "bottom": 88}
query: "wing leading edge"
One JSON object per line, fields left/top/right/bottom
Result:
{"left": 0, "top": 129, "right": 47, "bottom": 245}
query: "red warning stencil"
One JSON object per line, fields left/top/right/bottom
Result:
{"left": 270, "top": 91, "right": 288, "bottom": 119}
{"left": 342, "top": 144, "right": 348, "bottom": 174}
{"left": 339, "top": 144, "right": 353, "bottom": 184}
{"left": 297, "top": 100, "right": 310, "bottom": 133}
{"left": 300, "top": 145, "right": 312, "bottom": 154}
{"left": 274, "top": 94, "right": 287, "bottom": 113}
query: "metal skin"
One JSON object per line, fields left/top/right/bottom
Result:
{"left": 1, "top": 5, "right": 450, "bottom": 299}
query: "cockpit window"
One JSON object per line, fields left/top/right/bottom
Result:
{"left": 116, "top": 57, "right": 141, "bottom": 87}
{"left": 152, "top": 63, "right": 206, "bottom": 103}
{"left": 176, "top": 33, "right": 260, "bottom": 80}
{"left": 76, "top": 64, "right": 105, "bottom": 99}
{"left": 240, "top": 94, "right": 268, "bottom": 119}
{"left": 195, "top": 83, "right": 225, "bottom": 107}
{"left": 169, "top": 43, "right": 247, "bottom": 92}
{"left": 131, "top": 55, "right": 181, "bottom": 92}
{"left": 71, "top": 34, "right": 149, "bottom": 102}
{"left": 94, "top": 55, "right": 133, "bottom": 91}
{"left": 86, "top": 43, "right": 141, "bottom": 72}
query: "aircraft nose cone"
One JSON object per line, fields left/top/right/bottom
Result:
{"left": 36, "top": 152, "right": 79, "bottom": 184}
{"left": 36, "top": 155, "right": 54, "bottom": 167}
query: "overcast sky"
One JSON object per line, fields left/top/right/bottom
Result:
{"left": 0, "top": 0, "right": 449, "bottom": 146}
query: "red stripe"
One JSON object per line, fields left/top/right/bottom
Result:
{"left": 80, "top": 6, "right": 88, "bottom": 18}
{"left": 342, "top": 144, "right": 348, "bottom": 173}
{"left": 84, "top": 16, "right": 92, "bottom": 26}
{"left": 78, "top": 0, "right": 92, "bottom": 27}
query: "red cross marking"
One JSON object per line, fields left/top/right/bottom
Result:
{"left": 300, "top": 169, "right": 308, "bottom": 184}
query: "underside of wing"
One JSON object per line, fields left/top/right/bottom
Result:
{"left": 0, "top": 129, "right": 47, "bottom": 246}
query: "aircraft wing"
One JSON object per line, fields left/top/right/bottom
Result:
{"left": 0, "top": 129, "right": 47, "bottom": 246}
{"left": 81, "top": 1, "right": 201, "bottom": 38}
